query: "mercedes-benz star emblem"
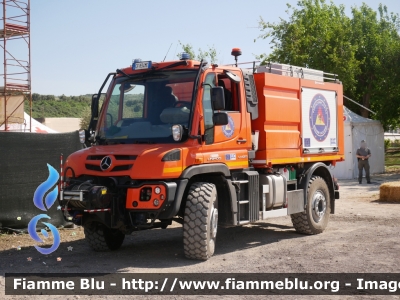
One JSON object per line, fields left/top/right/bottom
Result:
{"left": 100, "top": 156, "right": 112, "bottom": 171}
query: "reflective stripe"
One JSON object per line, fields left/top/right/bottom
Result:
{"left": 251, "top": 155, "right": 344, "bottom": 165}
{"left": 225, "top": 161, "right": 249, "bottom": 168}
{"left": 163, "top": 167, "right": 183, "bottom": 174}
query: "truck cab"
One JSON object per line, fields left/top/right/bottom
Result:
{"left": 60, "top": 50, "right": 342, "bottom": 260}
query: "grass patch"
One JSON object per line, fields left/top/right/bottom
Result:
{"left": 385, "top": 149, "right": 400, "bottom": 167}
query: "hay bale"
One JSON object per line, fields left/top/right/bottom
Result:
{"left": 380, "top": 182, "right": 400, "bottom": 202}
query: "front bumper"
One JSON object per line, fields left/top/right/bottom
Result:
{"left": 59, "top": 179, "right": 188, "bottom": 228}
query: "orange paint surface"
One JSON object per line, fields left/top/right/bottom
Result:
{"left": 252, "top": 72, "right": 344, "bottom": 165}
{"left": 126, "top": 184, "right": 167, "bottom": 209}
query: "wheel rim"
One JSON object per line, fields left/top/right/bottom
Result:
{"left": 209, "top": 207, "right": 218, "bottom": 254}
{"left": 210, "top": 207, "right": 218, "bottom": 239}
{"left": 311, "top": 189, "right": 326, "bottom": 223}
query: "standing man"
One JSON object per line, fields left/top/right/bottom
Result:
{"left": 356, "top": 140, "right": 372, "bottom": 184}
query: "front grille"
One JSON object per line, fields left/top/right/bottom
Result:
{"left": 111, "top": 165, "right": 133, "bottom": 172}
{"left": 85, "top": 164, "right": 102, "bottom": 171}
{"left": 87, "top": 155, "right": 137, "bottom": 161}
{"left": 115, "top": 155, "right": 137, "bottom": 160}
{"left": 85, "top": 164, "right": 133, "bottom": 172}
{"left": 87, "top": 155, "right": 105, "bottom": 161}
{"left": 85, "top": 154, "right": 136, "bottom": 172}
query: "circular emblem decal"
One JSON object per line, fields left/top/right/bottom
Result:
{"left": 100, "top": 156, "right": 112, "bottom": 171}
{"left": 309, "top": 94, "right": 330, "bottom": 142}
{"left": 222, "top": 115, "right": 235, "bottom": 138}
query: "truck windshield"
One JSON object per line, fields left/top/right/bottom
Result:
{"left": 98, "top": 70, "right": 196, "bottom": 144}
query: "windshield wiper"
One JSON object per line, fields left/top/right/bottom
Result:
{"left": 95, "top": 135, "right": 108, "bottom": 145}
{"left": 133, "top": 140, "right": 155, "bottom": 144}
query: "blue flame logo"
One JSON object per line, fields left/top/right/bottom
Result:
{"left": 28, "top": 164, "right": 61, "bottom": 254}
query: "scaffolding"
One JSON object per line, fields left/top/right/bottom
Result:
{"left": 0, "top": 0, "right": 31, "bottom": 131}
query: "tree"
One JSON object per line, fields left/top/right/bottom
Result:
{"left": 32, "top": 93, "right": 40, "bottom": 101}
{"left": 26, "top": 93, "right": 92, "bottom": 119}
{"left": 257, "top": 0, "right": 400, "bottom": 129}
{"left": 178, "top": 41, "right": 219, "bottom": 64}
{"left": 79, "top": 106, "right": 91, "bottom": 130}
{"left": 350, "top": 4, "right": 400, "bottom": 127}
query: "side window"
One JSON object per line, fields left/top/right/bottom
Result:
{"left": 217, "top": 76, "right": 240, "bottom": 111}
{"left": 203, "top": 73, "right": 216, "bottom": 145}
{"left": 105, "top": 84, "right": 121, "bottom": 128}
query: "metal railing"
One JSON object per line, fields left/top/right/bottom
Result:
{"left": 222, "top": 60, "right": 339, "bottom": 82}
{"left": 258, "top": 62, "right": 339, "bottom": 83}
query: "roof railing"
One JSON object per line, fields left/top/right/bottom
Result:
{"left": 257, "top": 62, "right": 339, "bottom": 83}
{"left": 221, "top": 60, "right": 339, "bottom": 82}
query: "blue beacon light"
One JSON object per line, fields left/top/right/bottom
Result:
{"left": 180, "top": 52, "right": 190, "bottom": 60}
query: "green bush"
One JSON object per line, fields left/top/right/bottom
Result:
{"left": 385, "top": 139, "right": 391, "bottom": 152}
{"left": 394, "top": 139, "right": 400, "bottom": 148}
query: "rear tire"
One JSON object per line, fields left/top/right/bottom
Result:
{"left": 291, "top": 176, "right": 330, "bottom": 234}
{"left": 183, "top": 182, "right": 218, "bottom": 260}
{"left": 84, "top": 222, "right": 125, "bottom": 251}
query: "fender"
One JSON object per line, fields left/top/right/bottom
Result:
{"left": 159, "top": 164, "right": 238, "bottom": 222}
{"left": 299, "top": 162, "right": 336, "bottom": 214}
{"left": 180, "top": 163, "right": 231, "bottom": 179}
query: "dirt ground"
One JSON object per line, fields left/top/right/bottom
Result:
{"left": 1, "top": 171, "right": 400, "bottom": 300}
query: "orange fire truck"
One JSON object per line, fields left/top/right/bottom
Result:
{"left": 59, "top": 49, "right": 343, "bottom": 260}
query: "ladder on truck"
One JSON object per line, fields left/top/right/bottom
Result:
{"left": 231, "top": 170, "right": 259, "bottom": 225}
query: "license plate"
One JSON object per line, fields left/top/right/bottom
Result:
{"left": 132, "top": 61, "right": 152, "bottom": 70}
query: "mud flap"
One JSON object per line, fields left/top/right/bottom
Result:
{"left": 287, "top": 190, "right": 304, "bottom": 215}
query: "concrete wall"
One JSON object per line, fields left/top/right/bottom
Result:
{"left": 43, "top": 118, "right": 81, "bottom": 133}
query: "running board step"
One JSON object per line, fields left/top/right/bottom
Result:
{"left": 232, "top": 180, "right": 249, "bottom": 184}
{"left": 232, "top": 170, "right": 260, "bottom": 225}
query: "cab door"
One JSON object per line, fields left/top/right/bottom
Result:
{"left": 200, "top": 70, "right": 251, "bottom": 169}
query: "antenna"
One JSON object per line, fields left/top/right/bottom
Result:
{"left": 163, "top": 43, "right": 173, "bottom": 62}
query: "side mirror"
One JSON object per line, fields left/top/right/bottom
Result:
{"left": 211, "top": 86, "right": 225, "bottom": 110}
{"left": 91, "top": 94, "right": 99, "bottom": 118}
{"left": 213, "top": 112, "right": 229, "bottom": 126}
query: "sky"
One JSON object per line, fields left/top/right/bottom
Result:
{"left": 20, "top": 0, "right": 400, "bottom": 96}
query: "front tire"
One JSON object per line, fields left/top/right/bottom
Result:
{"left": 291, "top": 176, "right": 330, "bottom": 234}
{"left": 84, "top": 222, "right": 125, "bottom": 251}
{"left": 183, "top": 182, "right": 218, "bottom": 260}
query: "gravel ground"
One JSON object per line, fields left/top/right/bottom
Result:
{"left": 1, "top": 171, "right": 400, "bottom": 299}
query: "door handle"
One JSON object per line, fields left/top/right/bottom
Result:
{"left": 237, "top": 139, "right": 247, "bottom": 144}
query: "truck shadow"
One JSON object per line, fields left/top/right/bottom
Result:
{"left": 0, "top": 221, "right": 303, "bottom": 273}
{"left": 118, "top": 222, "right": 302, "bottom": 269}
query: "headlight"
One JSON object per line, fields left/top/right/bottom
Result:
{"left": 154, "top": 187, "right": 161, "bottom": 194}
